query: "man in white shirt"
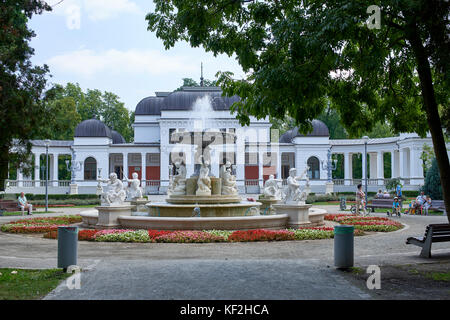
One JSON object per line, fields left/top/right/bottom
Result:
{"left": 18, "top": 192, "right": 32, "bottom": 215}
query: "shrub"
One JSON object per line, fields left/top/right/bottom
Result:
{"left": 95, "top": 230, "right": 150, "bottom": 242}
{"left": 228, "top": 229, "right": 295, "bottom": 242}
{"left": 422, "top": 158, "right": 443, "bottom": 200}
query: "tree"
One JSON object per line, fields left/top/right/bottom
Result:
{"left": 147, "top": 0, "right": 450, "bottom": 222}
{"left": 45, "top": 83, "right": 134, "bottom": 142}
{"left": 422, "top": 158, "right": 442, "bottom": 200}
{"left": 0, "top": 1, "right": 51, "bottom": 191}
{"left": 175, "top": 77, "right": 217, "bottom": 91}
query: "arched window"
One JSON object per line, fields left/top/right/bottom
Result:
{"left": 84, "top": 157, "right": 97, "bottom": 180}
{"left": 307, "top": 156, "right": 320, "bottom": 180}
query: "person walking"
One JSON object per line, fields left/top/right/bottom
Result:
{"left": 355, "top": 183, "right": 366, "bottom": 216}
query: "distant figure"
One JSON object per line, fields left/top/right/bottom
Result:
{"left": 396, "top": 184, "right": 402, "bottom": 198}
{"left": 390, "top": 197, "right": 401, "bottom": 217}
{"left": 383, "top": 190, "right": 390, "bottom": 198}
{"left": 355, "top": 184, "right": 366, "bottom": 215}
{"left": 17, "top": 192, "right": 32, "bottom": 215}
{"left": 376, "top": 189, "right": 383, "bottom": 199}
{"left": 423, "top": 195, "right": 432, "bottom": 216}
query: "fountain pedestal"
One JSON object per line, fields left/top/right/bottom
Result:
{"left": 272, "top": 202, "right": 312, "bottom": 228}
{"left": 95, "top": 205, "right": 133, "bottom": 229}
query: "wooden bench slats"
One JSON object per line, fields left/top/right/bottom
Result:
{"left": 406, "top": 223, "right": 450, "bottom": 258}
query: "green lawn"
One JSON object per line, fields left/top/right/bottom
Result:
{"left": 0, "top": 268, "right": 70, "bottom": 300}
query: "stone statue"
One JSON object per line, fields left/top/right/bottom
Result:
{"left": 196, "top": 157, "right": 211, "bottom": 196}
{"left": 263, "top": 174, "right": 283, "bottom": 199}
{"left": 220, "top": 161, "right": 238, "bottom": 195}
{"left": 283, "top": 167, "right": 309, "bottom": 204}
{"left": 168, "top": 161, "right": 187, "bottom": 196}
{"left": 99, "top": 173, "right": 127, "bottom": 206}
{"left": 124, "top": 172, "right": 144, "bottom": 200}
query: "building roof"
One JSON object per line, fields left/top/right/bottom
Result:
{"left": 74, "top": 119, "right": 112, "bottom": 138}
{"left": 279, "top": 120, "right": 329, "bottom": 143}
{"left": 134, "top": 86, "right": 240, "bottom": 115}
{"left": 111, "top": 130, "right": 126, "bottom": 144}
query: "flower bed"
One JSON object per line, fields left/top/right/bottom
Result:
{"left": 44, "top": 229, "right": 100, "bottom": 241}
{"left": 95, "top": 230, "right": 150, "bottom": 242}
{"left": 325, "top": 214, "right": 403, "bottom": 232}
{"left": 1, "top": 216, "right": 82, "bottom": 233}
{"left": 228, "top": 229, "right": 296, "bottom": 242}
{"left": 154, "top": 230, "right": 226, "bottom": 243}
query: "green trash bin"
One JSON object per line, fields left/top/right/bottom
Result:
{"left": 57, "top": 226, "right": 78, "bottom": 270}
{"left": 334, "top": 225, "right": 354, "bottom": 269}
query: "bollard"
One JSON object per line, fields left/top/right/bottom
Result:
{"left": 334, "top": 225, "right": 354, "bottom": 269}
{"left": 57, "top": 226, "right": 78, "bottom": 271}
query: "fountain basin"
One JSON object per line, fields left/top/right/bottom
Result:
{"left": 166, "top": 194, "right": 242, "bottom": 204}
{"left": 118, "top": 214, "right": 289, "bottom": 231}
{"left": 147, "top": 201, "right": 262, "bottom": 217}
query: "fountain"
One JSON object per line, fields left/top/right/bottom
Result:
{"left": 80, "top": 95, "right": 324, "bottom": 230}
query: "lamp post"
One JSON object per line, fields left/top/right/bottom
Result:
{"left": 362, "top": 136, "right": 369, "bottom": 208}
{"left": 44, "top": 139, "right": 51, "bottom": 212}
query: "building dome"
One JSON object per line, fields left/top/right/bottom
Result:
{"left": 111, "top": 130, "right": 126, "bottom": 144}
{"left": 135, "top": 87, "right": 240, "bottom": 115}
{"left": 74, "top": 118, "right": 112, "bottom": 138}
{"left": 135, "top": 96, "right": 165, "bottom": 115}
{"left": 279, "top": 120, "right": 329, "bottom": 143}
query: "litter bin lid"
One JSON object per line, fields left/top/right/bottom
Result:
{"left": 58, "top": 226, "right": 79, "bottom": 233}
{"left": 334, "top": 225, "right": 354, "bottom": 234}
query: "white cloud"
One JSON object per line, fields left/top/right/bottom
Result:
{"left": 83, "top": 0, "right": 142, "bottom": 21}
{"left": 46, "top": 49, "right": 197, "bottom": 77}
{"left": 49, "top": 0, "right": 142, "bottom": 28}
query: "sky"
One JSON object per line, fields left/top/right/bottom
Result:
{"left": 29, "top": 0, "right": 245, "bottom": 111}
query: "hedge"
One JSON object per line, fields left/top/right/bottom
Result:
{"left": 4, "top": 194, "right": 99, "bottom": 200}
{"left": 30, "top": 199, "right": 100, "bottom": 206}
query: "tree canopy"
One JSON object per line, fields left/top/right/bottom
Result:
{"left": 41, "top": 83, "right": 134, "bottom": 142}
{"left": 147, "top": 0, "right": 450, "bottom": 220}
{"left": 0, "top": 0, "right": 52, "bottom": 190}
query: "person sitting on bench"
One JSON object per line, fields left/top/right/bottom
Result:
{"left": 18, "top": 192, "right": 32, "bottom": 215}
{"left": 423, "top": 195, "right": 432, "bottom": 216}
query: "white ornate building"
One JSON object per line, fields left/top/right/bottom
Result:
{"left": 6, "top": 86, "right": 443, "bottom": 195}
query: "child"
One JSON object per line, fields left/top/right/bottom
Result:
{"left": 390, "top": 197, "right": 401, "bottom": 217}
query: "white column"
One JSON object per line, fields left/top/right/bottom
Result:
{"left": 399, "top": 148, "right": 404, "bottom": 180}
{"left": 141, "top": 152, "right": 146, "bottom": 188}
{"left": 390, "top": 151, "right": 396, "bottom": 178}
{"left": 348, "top": 153, "right": 353, "bottom": 183}
{"left": 17, "top": 169, "right": 23, "bottom": 187}
{"left": 52, "top": 153, "right": 59, "bottom": 186}
{"left": 276, "top": 150, "right": 282, "bottom": 179}
{"left": 258, "top": 151, "right": 264, "bottom": 189}
{"left": 369, "top": 153, "right": 377, "bottom": 180}
{"left": 377, "top": 151, "right": 384, "bottom": 185}
{"left": 122, "top": 152, "right": 128, "bottom": 180}
{"left": 410, "top": 146, "right": 424, "bottom": 185}
{"left": 34, "top": 153, "right": 40, "bottom": 187}
{"left": 159, "top": 147, "right": 169, "bottom": 193}
{"left": 344, "top": 152, "right": 350, "bottom": 185}
{"left": 361, "top": 152, "right": 366, "bottom": 184}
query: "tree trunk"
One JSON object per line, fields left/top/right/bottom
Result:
{"left": 408, "top": 28, "right": 450, "bottom": 223}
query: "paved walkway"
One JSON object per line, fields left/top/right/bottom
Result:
{"left": 0, "top": 203, "right": 449, "bottom": 299}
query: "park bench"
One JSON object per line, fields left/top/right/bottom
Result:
{"left": 429, "top": 200, "right": 446, "bottom": 214}
{"left": 406, "top": 223, "right": 450, "bottom": 258}
{"left": 366, "top": 198, "right": 401, "bottom": 212}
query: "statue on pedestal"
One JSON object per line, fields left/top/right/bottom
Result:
{"left": 283, "top": 167, "right": 309, "bottom": 204}
{"left": 263, "top": 174, "right": 283, "bottom": 199}
{"left": 196, "top": 157, "right": 211, "bottom": 196}
{"left": 99, "top": 173, "right": 127, "bottom": 206}
{"left": 168, "top": 162, "right": 187, "bottom": 196}
{"left": 220, "top": 161, "right": 238, "bottom": 195}
{"left": 124, "top": 172, "right": 144, "bottom": 200}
